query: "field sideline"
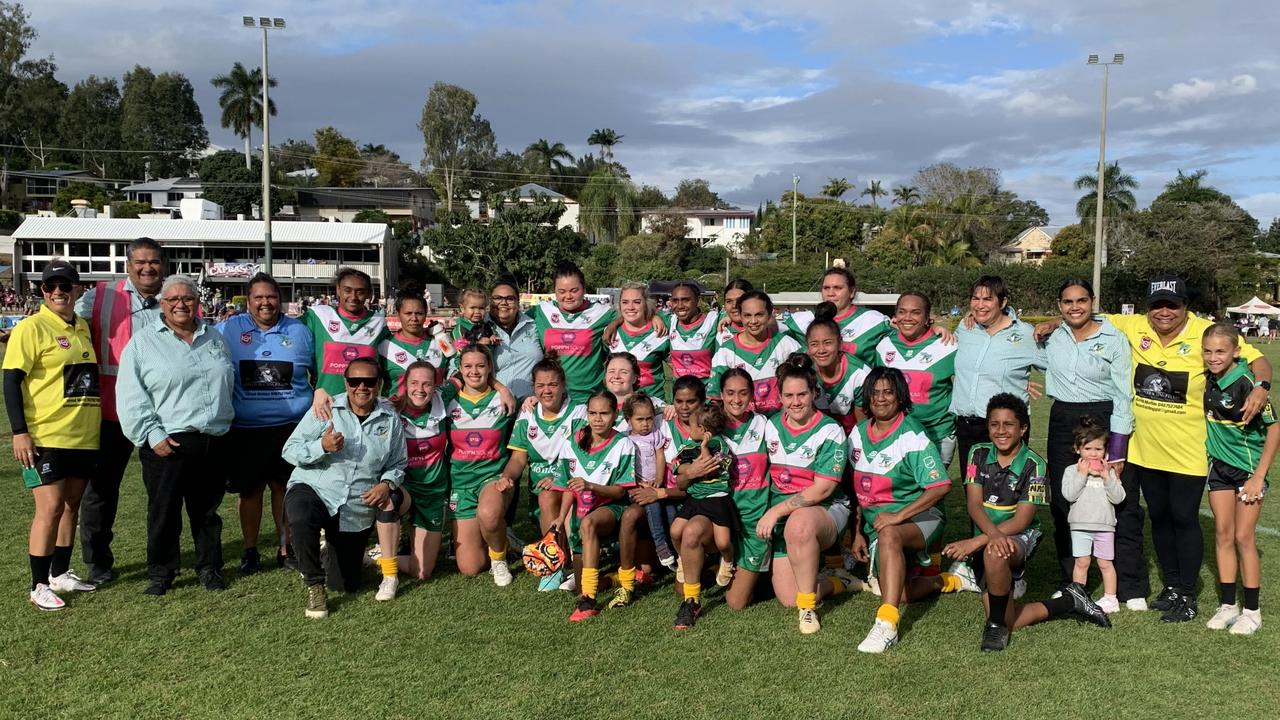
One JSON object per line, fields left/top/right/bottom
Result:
{"left": 2, "top": 341, "right": 1279, "bottom": 720}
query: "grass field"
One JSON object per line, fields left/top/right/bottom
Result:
{"left": 3, "top": 343, "right": 1280, "bottom": 720}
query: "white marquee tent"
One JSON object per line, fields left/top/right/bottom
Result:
{"left": 1226, "top": 296, "right": 1280, "bottom": 316}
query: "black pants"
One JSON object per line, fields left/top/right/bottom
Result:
{"left": 1046, "top": 400, "right": 1114, "bottom": 586}
{"left": 286, "top": 483, "right": 372, "bottom": 593}
{"left": 138, "top": 432, "right": 226, "bottom": 583}
{"left": 79, "top": 419, "right": 137, "bottom": 572}
{"left": 1135, "top": 465, "right": 1205, "bottom": 596}
{"left": 955, "top": 414, "right": 1032, "bottom": 472}
{"left": 1114, "top": 464, "right": 1151, "bottom": 601}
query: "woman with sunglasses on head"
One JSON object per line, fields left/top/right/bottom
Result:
{"left": 5, "top": 262, "right": 101, "bottom": 610}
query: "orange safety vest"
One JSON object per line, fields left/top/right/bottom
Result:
{"left": 90, "top": 280, "right": 137, "bottom": 422}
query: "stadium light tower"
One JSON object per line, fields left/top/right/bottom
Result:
{"left": 1087, "top": 52, "right": 1124, "bottom": 311}
{"left": 243, "top": 16, "right": 286, "bottom": 273}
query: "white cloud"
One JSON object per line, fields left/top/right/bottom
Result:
{"left": 1155, "top": 74, "right": 1258, "bottom": 109}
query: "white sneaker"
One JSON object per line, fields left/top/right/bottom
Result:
{"left": 364, "top": 547, "right": 380, "bottom": 567}
{"left": 716, "top": 560, "right": 734, "bottom": 588}
{"left": 490, "top": 559, "right": 513, "bottom": 587}
{"left": 949, "top": 562, "right": 980, "bottom": 593}
{"left": 29, "top": 583, "right": 66, "bottom": 611}
{"left": 375, "top": 575, "right": 398, "bottom": 602}
{"left": 675, "top": 558, "right": 685, "bottom": 585}
{"left": 798, "top": 608, "right": 821, "bottom": 634}
{"left": 1126, "top": 598, "right": 1149, "bottom": 612}
{"left": 857, "top": 619, "right": 899, "bottom": 653}
{"left": 1229, "top": 609, "right": 1262, "bottom": 636}
{"left": 49, "top": 570, "right": 96, "bottom": 593}
{"left": 1012, "top": 577, "right": 1027, "bottom": 600}
{"left": 1096, "top": 595, "right": 1121, "bottom": 614}
{"left": 867, "top": 575, "right": 882, "bottom": 597}
{"left": 1206, "top": 603, "right": 1240, "bottom": 630}
{"left": 558, "top": 573, "right": 578, "bottom": 593}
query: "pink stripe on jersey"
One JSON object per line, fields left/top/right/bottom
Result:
{"left": 542, "top": 327, "right": 595, "bottom": 357}
{"left": 770, "top": 464, "right": 815, "bottom": 494}
{"left": 406, "top": 434, "right": 447, "bottom": 468}
{"left": 671, "top": 349, "right": 712, "bottom": 378}
{"left": 902, "top": 370, "right": 934, "bottom": 406}
{"left": 321, "top": 342, "right": 376, "bottom": 375}
{"left": 853, "top": 471, "right": 895, "bottom": 508}
{"left": 637, "top": 360, "right": 656, "bottom": 388}
{"left": 751, "top": 377, "right": 781, "bottom": 414}
{"left": 732, "top": 452, "right": 769, "bottom": 492}
{"left": 449, "top": 428, "right": 504, "bottom": 462}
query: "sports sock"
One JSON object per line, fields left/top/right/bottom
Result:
{"left": 987, "top": 592, "right": 1011, "bottom": 624}
{"left": 1243, "top": 586, "right": 1260, "bottom": 611}
{"left": 1220, "top": 581, "right": 1237, "bottom": 606}
{"left": 618, "top": 567, "right": 636, "bottom": 591}
{"left": 377, "top": 557, "right": 398, "bottom": 578}
{"left": 828, "top": 575, "right": 847, "bottom": 596}
{"left": 30, "top": 554, "right": 52, "bottom": 591}
{"left": 581, "top": 568, "right": 599, "bottom": 599}
{"left": 51, "top": 545, "right": 73, "bottom": 578}
{"left": 487, "top": 543, "right": 507, "bottom": 562}
{"left": 1041, "top": 594, "right": 1075, "bottom": 619}
{"left": 939, "top": 572, "right": 962, "bottom": 593}
{"left": 684, "top": 582, "right": 702, "bottom": 602}
{"left": 796, "top": 591, "right": 817, "bottom": 610}
{"left": 876, "top": 603, "right": 900, "bottom": 628}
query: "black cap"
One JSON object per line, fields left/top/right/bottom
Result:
{"left": 41, "top": 261, "right": 80, "bottom": 284}
{"left": 1145, "top": 275, "right": 1188, "bottom": 305}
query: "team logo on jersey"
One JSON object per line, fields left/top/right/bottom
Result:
{"left": 1007, "top": 333, "right": 1023, "bottom": 344}
{"left": 799, "top": 445, "right": 815, "bottom": 458}
{"left": 464, "top": 431, "right": 483, "bottom": 448}
{"left": 560, "top": 331, "right": 577, "bottom": 345}
{"left": 395, "top": 351, "right": 409, "bottom": 363}
{"left": 777, "top": 468, "right": 792, "bottom": 485}
{"left": 374, "top": 424, "right": 388, "bottom": 436}
{"left": 1177, "top": 343, "right": 1191, "bottom": 356}
{"left": 920, "top": 352, "right": 932, "bottom": 362}
{"left": 263, "top": 351, "right": 272, "bottom": 357}
{"left": 859, "top": 474, "right": 873, "bottom": 492}
{"left": 342, "top": 346, "right": 360, "bottom": 361}
{"left": 754, "top": 382, "right": 770, "bottom": 399}
{"left": 567, "top": 458, "right": 577, "bottom": 471}
{"left": 81, "top": 352, "right": 89, "bottom": 359}
{"left": 528, "top": 426, "right": 539, "bottom": 439}
{"left": 240, "top": 332, "right": 253, "bottom": 345}
{"left": 55, "top": 336, "right": 70, "bottom": 349}
{"left": 768, "top": 440, "right": 780, "bottom": 454}
{"left": 1090, "top": 343, "right": 1106, "bottom": 354}
{"left": 736, "top": 457, "right": 751, "bottom": 477}
{"left": 328, "top": 321, "right": 340, "bottom": 332}
{"left": 450, "top": 408, "right": 463, "bottom": 420}
{"left": 1140, "top": 336, "right": 1153, "bottom": 351}
{"left": 884, "top": 350, "right": 897, "bottom": 362}
{"left": 281, "top": 337, "right": 292, "bottom": 347}
{"left": 851, "top": 447, "right": 861, "bottom": 462}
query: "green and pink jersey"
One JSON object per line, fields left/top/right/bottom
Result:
{"left": 302, "top": 304, "right": 389, "bottom": 396}
{"left": 708, "top": 331, "right": 802, "bottom": 415}
{"left": 847, "top": 413, "right": 949, "bottom": 536}
{"left": 722, "top": 412, "right": 771, "bottom": 521}
{"left": 763, "top": 411, "right": 848, "bottom": 506}
{"left": 529, "top": 299, "right": 617, "bottom": 400}
{"left": 816, "top": 354, "right": 872, "bottom": 434}
{"left": 378, "top": 325, "right": 454, "bottom": 399}
{"left": 661, "top": 415, "right": 700, "bottom": 490}
{"left": 783, "top": 305, "right": 890, "bottom": 367}
{"left": 875, "top": 330, "right": 958, "bottom": 444}
{"left": 666, "top": 310, "right": 722, "bottom": 383}
{"left": 446, "top": 387, "right": 512, "bottom": 490}
{"left": 608, "top": 320, "right": 669, "bottom": 395}
{"left": 508, "top": 399, "right": 586, "bottom": 492}
{"left": 401, "top": 390, "right": 450, "bottom": 494}
{"left": 556, "top": 430, "right": 636, "bottom": 518}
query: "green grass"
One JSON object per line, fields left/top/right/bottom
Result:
{"left": 3, "top": 346, "right": 1280, "bottom": 720}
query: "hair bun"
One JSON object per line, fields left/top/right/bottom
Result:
{"left": 542, "top": 349, "right": 561, "bottom": 365}
{"left": 1077, "top": 415, "right": 1099, "bottom": 430}
{"left": 813, "top": 301, "right": 838, "bottom": 323}
{"left": 784, "top": 352, "right": 814, "bottom": 371}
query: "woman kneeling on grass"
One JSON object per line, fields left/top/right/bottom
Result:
{"left": 756, "top": 354, "right": 858, "bottom": 635}
{"left": 562, "top": 390, "right": 637, "bottom": 622}
{"left": 393, "top": 361, "right": 450, "bottom": 584}
{"left": 942, "top": 393, "right": 1111, "bottom": 652}
{"left": 1202, "top": 323, "right": 1278, "bottom": 635}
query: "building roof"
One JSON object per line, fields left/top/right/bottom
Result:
{"left": 503, "top": 183, "right": 567, "bottom": 200}
{"left": 1002, "top": 225, "right": 1060, "bottom": 249}
{"left": 295, "top": 186, "right": 439, "bottom": 208}
{"left": 647, "top": 208, "right": 753, "bottom": 218}
{"left": 25, "top": 169, "right": 98, "bottom": 178}
{"left": 13, "top": 217, "right": 389, "bottom": 245}
{"left": 120, "top": 177, "right": 202, "bottom": 193}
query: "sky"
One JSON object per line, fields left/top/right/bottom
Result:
{"left": 27, "top": 0, "right": 1280, "bottom": 227}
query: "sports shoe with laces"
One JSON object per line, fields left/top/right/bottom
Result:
{"left": 199, "top": 569, "right": 227, "bottom": 592}
{"left": 822, "top": 567, "right": 865, "bottom": 593}
{"left": 949, "top": 561, "right": 980, "bottom": 593}
{"left": 375, "top": 575, "right": 398, "bottom": 601}
{"left": 1229, "top": 609, "right": 1262, "bottom": 635}
{"left": 1125, "top": 597, "right": 1149, "bottom": 611}
{"left": 239, "top": 548, "right": 262, "bottom": 575}
{"left": 30, "top": 583, "right": 66, "bottom": 611}
{"left": 1206, "top": 603, "right": 1240, "bottom": 630}
{"left": 48, "top": 570, "right": 96, "bottom": 593}
{"left": 857, "top": 619, "right": 898, "bottom": 653}
{"left": 305, "top": 584, "right": 328, "bottom": 619}
{"left": 569, "top": 596, "right": 599, "bottom": 622}
{"left": 1064, "top": 582, "right": 1111, "bottom": 627}
{"left": 674, "top": 598, "right": 701, "bottom": 629}
{"left": 559, "top": 573, "right": 578, "bottom": 593}
{"left": 87, "top": 566, "right": 114, "bottom": 585}
{"left": 980, "top": 622, "right": 1011, "bottom": 652}
{"left": 490, "top": 559, "right": 513, "bottom": 587}
{"left": 798, "top": 608, "right": 821, "bottom": 635}
{"left": 1161, "top": 594, "right": 1197, "bottom": 623}
{"left": 716, "top": 559, "right": 734, "bottom": 588}
{"left": 607, "top": 586, "right": 633, "bottom": 609}
{"left": 1151, "top": 586, "right": 1177, "bottom": 611}
{"left": 656, "top": 544, "right": 677, "bottom": 570}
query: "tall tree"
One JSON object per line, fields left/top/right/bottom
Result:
{"left": 210, "top": 61, "right": 276, "bottom": 169}
{"left": 911, "top": 162, "right": 1000, "bottom": 205}
{"left": 312, "top": 126, "right": 361, "bottom": 187}
{"left": 523, "top": 138, "right": 574, "bottom": 176}
{"left": 821, "top": 177, "right": 852, "bottom": 199}
{"left": 672, "top": 178, "right": 727, "bottom": 209}
{"left": 59, "top": 76, "right": 121, "bottom": 177}
{"left": 272, "top": 137, "right": 316, "bottom": 174}
{"left": 1155, "top": 168, "right": 1231, "bottom": 205}
{"left": 860, "top": 179, "right": 887, "bottom": 208}
{"left": 120, "top": 66, "right": 209, "bottom": 178}
{"left": 0, "top": 1, "right": 37, "bottom": 206}
{"left": 587, "top": 128, "right": 623, "bottom": 163}
{"left": 579, "top": 167, "right": 636, "bottom": 242}
{"left": 892, "top": 185, "right": 921, "bottom": 206}
{"left": 418, "top": 82, "right": 497, "bottom": 214}
{"left": 1074, "top": 161, "right": 1138, "bottom": 224}
{"left": 359, "top": 143, "right": 412, "bottom": 187}
{"left": 5, "top": 57, "right": 65, "bottom": 168}
{"left": 199, "top": 149, "right": 278, "bottom": 217}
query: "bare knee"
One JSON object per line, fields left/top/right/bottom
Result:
{"left": 1235, "top": 529, "right": 1258, "bottom": 551}
{"left": 1074, "top": 556, "right": 1092, "bottom": 570}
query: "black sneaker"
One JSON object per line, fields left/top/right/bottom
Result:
{"left": 88, "top": 566, "right": 115, "bottom": 585}
{"left": 278, "top": 545, "right": 298, "bottom": 571}
{"left": 1151, "top": 586, "right": 1178, "bottom": 611}
{"left": 674, "top": 598, "right": 702, "bottom": 630}
{"left": 199, "top": 569, "right": 227, "bottom": 592}
{"left": 239, "top": 548, "right": 262, "bottom": 575}
{"left": 143, "top": 579, "right": 170, "bottom": 596}
{"left": 1161, "top": 594, "right": 1198, "bottom": 623}
{"left": 1064, "top": 582, "right": 1112, "bottom": 628}
{"left": 981, "top": 622, "right": 1011, "bottom": 652}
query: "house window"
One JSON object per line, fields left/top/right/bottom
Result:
{"left": 167, "top": 192, "right": 185, "bottom": 204}
{"left": 704, "top": 217, "right": 718, "bottom": 226}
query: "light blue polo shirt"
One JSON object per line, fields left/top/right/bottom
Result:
{"left": 217, "top": 313, "right": 315, "bottom": 428}
{"left": 492, "top": 312, "right": 542, "bottom": 400}
{"left": 951, "top": 314, "right": 1046, "bottom": 418}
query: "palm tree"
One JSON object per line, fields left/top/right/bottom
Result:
{"left": 821, "top": 177, "right": 852, "bottom": 199}
{"left": 1074, "top": 161, "right": 1138, "bottom": 224}
{"left": 587, "top": 128, "right": 623, "bottom": 163}
{"left": 885, "top": 204, "right": 935, "bottom": 266}
{"left": 892, "top": 185, "right": 921, "bottom": 206}
{"left": 945, "top": 193, "right": 994, "bottom": 247}
{"left": 210, "top": 62, "right": 277, "bottom": 169}
{"left": 925, "top": 235, "right": 980, "bottom": 268}
{"left": 1158, "top": 168, "right": 1229, "bottom": 204}
{"left": 523, "top": 139, "right": 574, "bottom": 176}
{"left": 860, "top": 179, "right": 888, "bottom": 208}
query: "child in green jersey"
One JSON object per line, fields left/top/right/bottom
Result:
{"left": 1202, "top": 323, "right": 1278, "bottom": 635}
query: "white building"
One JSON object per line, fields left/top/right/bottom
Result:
{"left": 640, "top": 208, "right": 754, "bottom": 249}
{"left": 467, "top": 183, "right": 581, "bottom": 232}
{"left": 121, "top": 177, "right": 204, "bottom": 215}
{"left": 12, "top": 216, "right": 396, "bottom": 300}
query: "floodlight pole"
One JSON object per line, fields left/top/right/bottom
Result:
{"left": 791, "top": 174, "right": 799, "bottom": 264}
{"left": 1088, "top": 53, "right": 1123, "bottom": 311}
{"left": 261, "top": 25, "right": 272, "bottom": 273}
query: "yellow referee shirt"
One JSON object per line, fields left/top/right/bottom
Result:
{"left": 1106, "top": 313, "right": 1261, "bottom": 475}
{"left": 2, "top": 305, "right": 101, "bottom": 449}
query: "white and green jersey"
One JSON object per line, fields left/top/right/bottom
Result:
{"left": 661, "top": 415, "right": 699, "bottom": 489}
{"left": 875, "top": 329, "right": 958, "bottom": 443}
{"left": 609, "top": 320, "right": 669, "bottom": 396}
{"left": 446, "top": 387, "right": 512, "bottom": 490}
{"left": 848, "top": 413, "right": 949, "bottom": 534}
{"left": 783, "top": 305, "right": 890, "bottom": 367}
{"left": 557, "top": 430, "right": 637, "bottom": 517}
{"left": 508, "top": 399, "right": 586, "bottom": 489}
{"left": 816, "top": 354, "right": 872, "bottom": 434}
{"left": 378, "top": 325, "right": 454, "bottom": 400}
{"left": 529, "top": 299, "right": 617, "bottom": 400}
{"left": 763, "top": 412, "right": 847, "bottom": 506}
{"left": 722, "top": 412, "right": 771, "bottom": 521}
{"left": 708, "top": 332, "right": 802, "bottom": 415}
{"left": 666, "top": 310, "right": 721, "bottom": 382}
{"left": 302, "top": 304, "right": 389, "bottom": 396}
{"left": 402, "top": 390, "right": 450, "bottom": 493}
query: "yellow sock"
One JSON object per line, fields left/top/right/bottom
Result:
{"left": 940, "top": 572, "right": 962, "bottom": 593}
{"left": 876, "top": 603, "right": 900, "bottom": 628}
{"left": 828, "top": 576, "right": 847, "bottom": 596}
{"left": 581, "top": 568, "right": 599, "bottom": 599}
{"left": 377, "top": 557, "right": 398, "bottom": 578}
{"left": 618, "top": 567, "right": 636, "bottom": 592}
{"left": 797, "top": 591, "right": 817, "bottom": 610}
{"left": 487, "top": 543, "right": 507, "bottom": 562}
{"left": 684, "top": 582, "right": 702, "bottom": 602}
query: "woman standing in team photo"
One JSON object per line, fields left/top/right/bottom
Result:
{"left": 394, "top": 361, "right": 450, "bottom": 583}
{"left": 806, "top": 301, "right": 872, "bottom": 433}
{"left": 710, "top": 291, "right": 801, "bottom": 415}
{"left": 528, "top": 262, "right": 617, "bottom": 401}
{"left": 782, "top": 268, "right": 889, "bottom": 366}
{"left": 608, "top": 283, "right": 670, "bottom": 398}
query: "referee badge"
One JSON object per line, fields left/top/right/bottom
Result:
{"left": 55, "top": 336, "right": 70, "bottom": 349}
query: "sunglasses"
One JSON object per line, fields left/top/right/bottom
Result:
{"left": 41, "top": 281, "right": 73, "bottom": 293}
{"left": 345, "top": 376, "right": 379, "bottom": 388}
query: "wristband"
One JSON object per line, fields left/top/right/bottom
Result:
{"left": 1106, "top": 432, "right": 1129, "bottom": 464}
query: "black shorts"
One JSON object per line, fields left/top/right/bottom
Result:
{"left": 674, "top": 495, "right": 737, "bottom": 528}
{"left": 225, "top": 423, "right": 297, "bottom": 496}
{"left": 1207, "top": 458, "right": 1266, "bottom": 494}
{"left": 23, "top": 447, "right": 96, "bottom": 488}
